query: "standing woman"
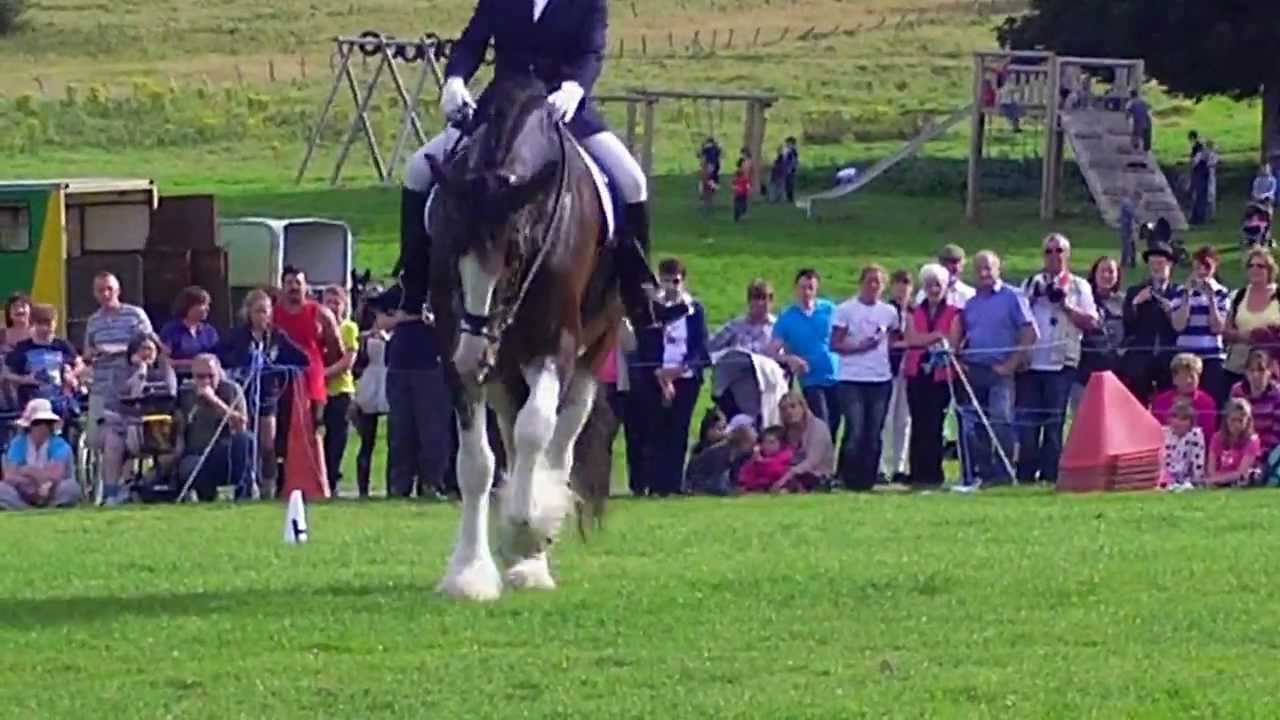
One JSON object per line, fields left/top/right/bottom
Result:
{"left": 158, "top": 286, "right": 219, "bottom": 384}
{"left": 902, "top": 263, "right": 961, "bottom": 488}
{"left": 1, "top": 293, "right": 31, "bottom": 411}
{"left": 629, "top": 257, "right": 709, "bottom": 496}
{"left": 216, "top": 289, "right": 310, "bottom": 499}
{"left": 831, "top": 264, "right": 900, "bottom": 491}
{"left": 1168, "top": 246, "right": 1231, "bottom": 407}
{"left": 321, "top": 286, "right": 359, "bottom": 497}
{"left": 1074, "top": 257, "right": 1126, "bottom": 411}
{"left": 1223, "top": 249, "right": 1280, "bottom": 385}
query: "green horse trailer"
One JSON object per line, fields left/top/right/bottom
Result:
{"left": 0, "top": 179, "right": 230, "bottom": 347}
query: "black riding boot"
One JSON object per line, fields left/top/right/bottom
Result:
{"left": 397, "top": 186, "right": 432, "bottom": 313}
{"left": 618, "top": 202, "right": 661, "bottom": 327}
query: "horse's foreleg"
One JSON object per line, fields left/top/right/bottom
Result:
{"left": 501, "top": 357, "right": 570, "bottom": 586}
{"left": 437, "top": 390, "right": 503, "bottom": 602}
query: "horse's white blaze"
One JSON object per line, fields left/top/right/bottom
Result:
{"left": 454, "top": 253, "right": 499, "bottom": 379}
{"left": 438, "top": 393, "right": 503, "bottom": 602}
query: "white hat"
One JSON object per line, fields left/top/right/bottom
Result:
{"left": 726, "top": 414, "right": 756, "bottom": 433}
{"left": 16, "top": 398, "right": 61, "bottom": 427}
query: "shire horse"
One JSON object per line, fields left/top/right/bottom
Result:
{"left": 425, "top": 74, "right": 622, "bottom": 601}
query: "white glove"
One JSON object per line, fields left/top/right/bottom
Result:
{"left": 546, "top": 81, "right": 585, "bottom": 124}
{"left": 441, "top": 76, "right": 475, "bottom": 121}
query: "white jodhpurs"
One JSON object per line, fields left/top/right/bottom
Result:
{"left": 404, "top": 127, "right": 463, "bottom": 194}
{"left": 580, "top": 132, "right": 647, "bottom": 204}
{"left": 403, "top": 128, "right": 646, "bottom": 204}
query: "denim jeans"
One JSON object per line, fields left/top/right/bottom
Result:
{"left": 1015, "top": 368, "right": 1075, "bottom": 483}
{"left": 958, "top": 364, "right": 1016, "bottom": 486}
{"left": 836, "top": 380, "right": 892, "bottom": 491}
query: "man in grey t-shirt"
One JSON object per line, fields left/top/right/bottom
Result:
{"left": 84, "top": 272, "right": 152, "bottom": 455}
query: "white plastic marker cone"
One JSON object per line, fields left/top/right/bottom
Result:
{"left": 284, "top": 489, "right": 309, "bottom": 544}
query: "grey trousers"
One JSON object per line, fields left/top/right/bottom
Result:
{"left": 0, "top": 480, "right": 81, "bottom": 510}
{"left": 386, "top": 367, "right": 452, "bottom": 497}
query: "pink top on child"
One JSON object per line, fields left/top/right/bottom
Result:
{"left": 1151, "top": 389, "right": 1218, "bottom": 443}
{"left": 737, "top": 447, "right": 795, "bottom": 493}
{"left": 1209, "top": 433, "right": 1261, "bottom": 476}
{"left": 596, "top": 347, "right": 619, "bottom": 384}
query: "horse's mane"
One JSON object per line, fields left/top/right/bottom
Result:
{"left": 475, "top": 73, "right": 554, "bottom": 172}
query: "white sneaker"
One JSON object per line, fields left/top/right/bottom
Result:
{"left": 950, "top": 482, "right": 981, "bottom": 494}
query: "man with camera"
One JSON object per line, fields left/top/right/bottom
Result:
{"left": 1016, "top": 233, "right": 1098, "bottom": 484}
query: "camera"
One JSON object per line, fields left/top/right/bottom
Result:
{"left": 1030, "top": 275, "right": 1065, "bottom": 304}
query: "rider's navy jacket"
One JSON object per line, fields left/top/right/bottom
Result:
{"left": 446, "top": 0, "right": 609, "bottom": 138}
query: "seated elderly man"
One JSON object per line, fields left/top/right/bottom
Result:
{"left": 0, "top": 398, "right": 80, "bottom": 510}
{"left": 170, "top": 354, "right": 252, "bottom": 501}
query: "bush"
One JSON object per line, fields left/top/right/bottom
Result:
{"left": 0, "top": 0, "right": 27, "bottom": 36}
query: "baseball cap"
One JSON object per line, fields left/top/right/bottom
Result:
{"left": 938, "top": 244, "right": 966, "bottom": 263}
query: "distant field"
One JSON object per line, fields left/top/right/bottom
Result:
{"left": 0, "top": 0, "right": 1263, "bottom": 173}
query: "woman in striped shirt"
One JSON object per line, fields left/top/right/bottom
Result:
{"left": 1169, "top": 246, "right": 1231, "bottom": 407}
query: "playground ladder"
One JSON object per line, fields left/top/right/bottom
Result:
{"left": 1059, "top": 108, "right": 1189, "bottom": 230}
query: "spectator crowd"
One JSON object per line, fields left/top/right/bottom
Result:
{"left": 6, "top": 227, "right": 1280, "bottom": 512}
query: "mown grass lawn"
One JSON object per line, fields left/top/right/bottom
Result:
{"left": 2, "top": 489, "right": 1279, "bottom": 718}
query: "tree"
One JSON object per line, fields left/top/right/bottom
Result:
{"left": 0, "top": 0, "right": 26, "bottom": 36}
{"left": 997, "top": 0, "right": 1280, "bottom": 162}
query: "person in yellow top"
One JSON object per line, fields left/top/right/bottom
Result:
{"left": 322, "top": 285, "right": 360, "bottom": 496}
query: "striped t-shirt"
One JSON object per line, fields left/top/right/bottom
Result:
{"left": 1168, "top": 280, "right": 1230, "bottom": 360}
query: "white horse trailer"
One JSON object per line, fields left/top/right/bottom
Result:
{"left": 216, "top": 217, "right": 353, "bottom": 312}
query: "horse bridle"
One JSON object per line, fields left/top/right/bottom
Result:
{"left": 451, "top": 112, "right": 571, "bottom": 382}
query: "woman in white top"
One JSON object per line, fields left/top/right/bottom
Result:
{"left": 831, "top": 264, "right": 900, "bottom": 491}
{"left": 1223, "top": 248, "right": 1280, "bottom": 390}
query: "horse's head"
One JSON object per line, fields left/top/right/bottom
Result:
{"left": 428, "top": 74, "right": 566, "bottom": 382}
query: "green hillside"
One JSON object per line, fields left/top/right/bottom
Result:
{"left": 0, "top": 0, "right": 1261, "bottom": 175}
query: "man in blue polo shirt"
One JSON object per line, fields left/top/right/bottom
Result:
{"left": 770, "top": 268, "right": 841, "bottom": 441}
{"left": 954, "top": 250, "right": 1037, "bottom": 489}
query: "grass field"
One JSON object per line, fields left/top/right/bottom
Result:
{"left": 4, "top": 490, "right": 1280, "bottom": 717}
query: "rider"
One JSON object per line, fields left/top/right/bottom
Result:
{"left": 397, "top": 0, "right": 662, "bottom": 328}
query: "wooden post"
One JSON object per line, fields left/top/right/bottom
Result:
{"left": 966, "top": 53, "right": 985, "bottom": 222}
{"left": 296, "top": 43, "right": 353, "bottom": 185}
{"left": 1040, "top": 53, "right": 1061, "bottom": 221}
{"left": 742, "top": 101, "right": 767, "bottom": 193}
{"left": 268, "top": 58, "right": 276, "bottom": 82}
{"left": 641, "top": 99, "right": 657, "bottom": 178}
{"left": 625, "top": 100, "right": 639, "bottom": 156}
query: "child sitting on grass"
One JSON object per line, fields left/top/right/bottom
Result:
{"left": 737, "top": 426, "right": 795, "bottom": 494}
{"left": 1160, "top": 398, "right": 1206, "bottom": 491}
{"left": 1151, "top": 353, "right": 1217, "bottom": 443}
{"left": 1206, "top": 398, "right": 1262, "bottom": 487}
{"left": 690, "top": 407, "right": 728, "bottom": 457}
{"left": 684, "top": 414, "right": 756, "bottom": 496}
{"left": 1229, "top": 349, "right": 1280, "bottom": 458}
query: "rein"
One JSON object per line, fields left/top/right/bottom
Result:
{"left": 454, "top": 116, "right": 571, "bottom": 383}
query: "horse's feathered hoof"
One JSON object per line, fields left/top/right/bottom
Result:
{"left": 505, "top": 553, "right": 557, "bottom": 591}
{"left": 437, "top": 556, "right": 504, "bottom": 602}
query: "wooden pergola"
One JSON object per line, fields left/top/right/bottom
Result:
{"left": 595, "top": 88, "right": 779, "bottom": 188}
